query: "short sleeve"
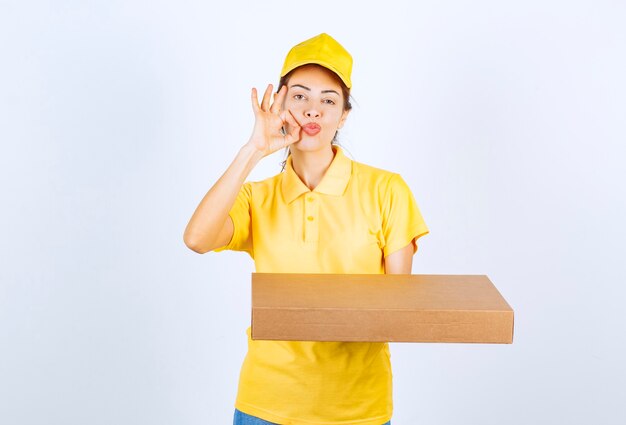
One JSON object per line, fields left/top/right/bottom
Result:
{"left": 215, "top": 182, "right": 253, "bottom": 257}
{"left": 380, "top": 174, "right": 429, "bottom": 257}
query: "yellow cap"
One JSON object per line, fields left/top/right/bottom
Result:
{"left": 280, "top": 33, "right": 353, "bottom": 89}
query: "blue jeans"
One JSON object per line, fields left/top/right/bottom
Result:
{"left": 233, "top": 409, "right": 390, "bottom": 425}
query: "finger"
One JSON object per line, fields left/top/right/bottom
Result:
{"left": 282, "top": 109, "right": 301, "bottom": 129}
{"left": 270, "top": 85, "right": 287, "bottom": 114}
{"left": 261, "top": 84, "right": 273, "bottom": 112}
{"left": 270, "top": 92, "right": 281, "bottom": 115}
{"left": 250, "top": 88, "right": 260, "bottom": 113}
{"left": 284, "top": 110, "right": 302, "bottom": 144}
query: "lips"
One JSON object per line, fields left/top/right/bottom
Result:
{"left": 302, "top": 122, "right": 321, "bottom": 136}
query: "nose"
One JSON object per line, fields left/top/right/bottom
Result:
{"left": 305, "top": 108, "right": 320, "bottom": 118}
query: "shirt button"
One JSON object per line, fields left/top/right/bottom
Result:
{"left": 307, "top": 197, "right": 314, "bottom": 202}
{"left": 307, "top": 216, "right": 315, "bottom": 221}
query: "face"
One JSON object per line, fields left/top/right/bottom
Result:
{"left": 282, "top": 64, "right": 350, "bottom": 153}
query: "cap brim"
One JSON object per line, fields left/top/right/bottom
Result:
{"left": 281, "top": 60, "right": 352, "bottom": 89}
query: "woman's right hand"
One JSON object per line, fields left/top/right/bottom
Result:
{"left": 246, "top": 84, "right": 301, "bottom": 157}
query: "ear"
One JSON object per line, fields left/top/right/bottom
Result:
{"left": 337, "top": 109, "right": 351, "bottom": 129}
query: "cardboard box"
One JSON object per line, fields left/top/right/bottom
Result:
{"left": 251, "top": 273, "right": 514, "bottom": 343}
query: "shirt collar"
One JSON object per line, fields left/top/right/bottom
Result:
{"left": 281, "top": 145, "right": 352, "bottom": 204}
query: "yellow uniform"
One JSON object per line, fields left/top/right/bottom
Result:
{"left": 217, "top": 146, "right": 429, "bottom": 425}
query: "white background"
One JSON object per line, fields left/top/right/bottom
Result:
{"left": 1, "top": 1, "right": 625, "bottom": 424}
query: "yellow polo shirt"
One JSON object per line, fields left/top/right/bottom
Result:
{"left": 217, "top": 146, "right": 428, "bottom": 425}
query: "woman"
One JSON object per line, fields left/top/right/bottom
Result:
{"left": 184, "top": 33, "right": 428, "bottom": 425}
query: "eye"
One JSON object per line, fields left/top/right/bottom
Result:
{"left": 322, "top": 98, "right": 336, "bottom": 105}
{"left": 293, "top": 94, "right": 306, "bottom": 101}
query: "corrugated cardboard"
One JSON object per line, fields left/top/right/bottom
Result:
{"left": 251, "top": 273, "right": 514, "bottom": 343}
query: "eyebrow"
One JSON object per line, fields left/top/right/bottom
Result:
{"left": 290, "top": 84, "right": 340, "bottom": 95}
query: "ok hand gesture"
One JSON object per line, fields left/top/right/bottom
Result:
{"left": 246, "top": 84, "right": 301, "bottom": 157}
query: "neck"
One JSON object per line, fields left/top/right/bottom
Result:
{"left": 290, "top": 145, "right": 336, "bottom": 190}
